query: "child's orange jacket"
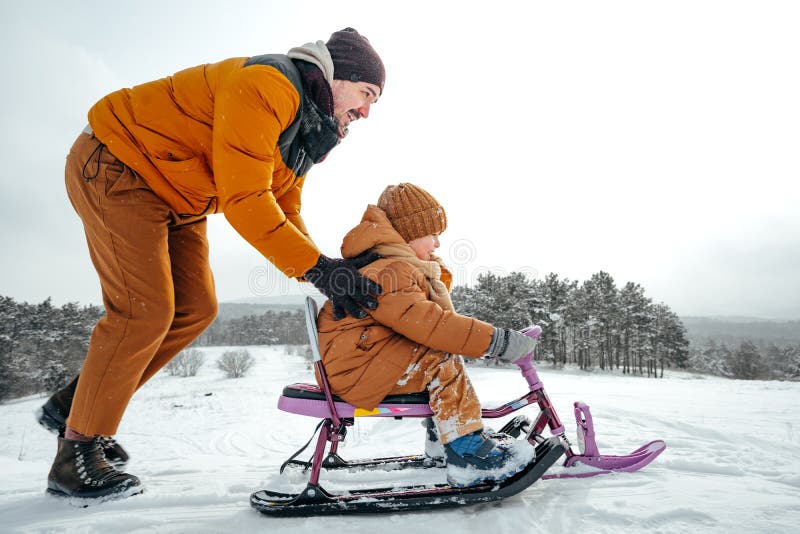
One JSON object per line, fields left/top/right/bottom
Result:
{"left": 316, "top": 206, "right": 494, "bottom": 410}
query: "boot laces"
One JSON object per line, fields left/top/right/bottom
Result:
{"left": 98, "top": 436, "right": 118, "bottom": 449}
{"left": 78, "top": 438, "right": 123, "bottom": 484}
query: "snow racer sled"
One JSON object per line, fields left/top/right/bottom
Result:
{"left": 250, "top": 297, "right": 665, "bottom": 516}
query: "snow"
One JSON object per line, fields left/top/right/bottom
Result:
{"left": 1, "top": 345, "right": 799, "bottom": 533}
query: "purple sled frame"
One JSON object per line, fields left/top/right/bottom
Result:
{"left": 278, "top": 298, "right": 665, "bottom": 485}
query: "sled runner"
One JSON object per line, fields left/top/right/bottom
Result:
{"left": 250, "top": 298, "right": 665, "bottom": 516}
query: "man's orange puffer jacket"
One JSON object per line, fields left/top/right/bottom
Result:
{"left": 88, "top": 55, "right": 320, "bottom": 276}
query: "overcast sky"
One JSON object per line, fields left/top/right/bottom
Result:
{"left": 1, "top": 1, "right": 798, "bottom": 319}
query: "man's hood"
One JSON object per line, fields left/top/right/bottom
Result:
{"left": 287, "top": 40, "right": 335, "bottom": 83}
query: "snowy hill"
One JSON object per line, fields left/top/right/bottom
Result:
{"left": 1, "top": 346, "right": 798, "bottom": 533}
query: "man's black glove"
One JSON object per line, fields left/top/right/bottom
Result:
{"left": 303, "top": 252, "right": 383, "bottom": 320}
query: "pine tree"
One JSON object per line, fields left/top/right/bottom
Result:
{"left": 728, "top": 340, "right": 767, "bottom": 380}
{"left": 619, "top": 283, "right": 651, "bottom": 374}
{"left": 650, "top": 304, "right": 689, "bottom": 376}
{"left": 582, "top": 272, "right": 619, "bottom": 371}
{"left": 785, "top": 345, "right": 800, "bottom": 380}
{"left": 564, "top": 284, "right": 590, "bottom": 369}
{"left": 536, "top": 274, "right": 575, "bottom": 366}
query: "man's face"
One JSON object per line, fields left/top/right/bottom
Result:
{"left": 330, "top": 80, "right": 381, "bottom": 138}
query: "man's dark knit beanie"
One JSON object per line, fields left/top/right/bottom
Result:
{"left": 326, "top": 27, "right": 386, "bottom": 94}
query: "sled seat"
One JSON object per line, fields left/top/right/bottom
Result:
{"left": 278, "top": 383, "right": 433, "bottom": 419}
{"left": 282, "top": 383, "right": 429, "bottom": 404}
{"left": 280, "top": 297, "right": 434, "bottom": 420}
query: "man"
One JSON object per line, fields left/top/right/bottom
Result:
{"left": 39, "top": 28, "right": 385, "bottom": 502}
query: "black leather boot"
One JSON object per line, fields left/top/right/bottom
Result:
{"left": 37, "top": 375, "right": 130, "bottom": 467}
{"left": 37, "top": 375, "right": 79, "bottom": 434}
{"left": 47, "top": 436, "right": 142, "bottom": 502}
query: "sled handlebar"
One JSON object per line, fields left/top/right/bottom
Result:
{"left": 513, "top": 325, "right": 566, "bottom": 436}
{"left": 514, "top": 326, "right": 544, "bottom": 391}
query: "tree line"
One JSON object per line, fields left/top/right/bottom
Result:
{"left": 689, "top": 339, "right": 800, "bottom": 381}
{"left": 0, "top": 295, "right": 306, "bottom": 401}
{"left": 192, "top": 309, "right": 307, "bottom": 346}
{"left": 451, "top": 271, "right": 689, "bottom": 377}
{"left": 3, "top": 274, "right": 799, "bottom": 400}
{"left": 0, "top": 297, "right": 102, "bottom": 401}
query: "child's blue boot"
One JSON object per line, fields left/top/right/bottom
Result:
{"left": 443, "top": 429, "right": 535, "bottom": 487}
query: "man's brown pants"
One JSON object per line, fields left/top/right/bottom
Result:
{"left": 65, "top": 132, "right": 217, "bottom": 436}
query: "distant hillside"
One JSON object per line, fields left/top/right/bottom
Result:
{"left": 219, "top": 297, "right": 800, "bottom": 347}
{"left": 218, "top": 294, "right": 325, "bottom": 320}
{"left": 681, "top": 316, "right": 800, "bottom": 346}
{"left": 229, "top": 293, "right": 324, "bottom": 306}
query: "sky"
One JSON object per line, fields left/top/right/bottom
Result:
{"left": 1, "top": 1, "right": 798, "bottom": 319}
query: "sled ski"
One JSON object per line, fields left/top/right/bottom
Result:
{"left": 251, "top": 436, "right": 564, "bottom": 516}
{"left": 282, "top": 452, "right": 441, "bottom": 473}
{"left": 279, "top": 409, "right": 665, "bottom": 481}
{"left": 250, "top": 297, "right": 665, "bottom": 517}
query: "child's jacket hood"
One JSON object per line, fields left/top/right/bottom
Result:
{"left": 340, "top": 204, "right": 406, "bottom": 258}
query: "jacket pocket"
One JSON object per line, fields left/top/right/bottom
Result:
{"left": 355, "top": 325, "right": 394, "bottom": 352}
{"left": 105, "top": 160, "right": 150, "bottom": 196}
{"left": 355, "top": 327, "right": 371, "bottom": 352}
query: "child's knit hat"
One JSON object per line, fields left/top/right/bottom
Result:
{"left": 377, "top": 183, "right": 448, "bottom": 242}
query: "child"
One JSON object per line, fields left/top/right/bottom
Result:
{"left": 316, "top": 183, "right": 537, "bottom": 486}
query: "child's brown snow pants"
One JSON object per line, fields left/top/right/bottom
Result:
{"left": 65, "top": 132, "right": 218, "bottom": 436}
{"left": 388, "top": 351, "right": 483, "bottom": 443}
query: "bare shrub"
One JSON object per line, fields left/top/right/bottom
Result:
{"left": 164, "top": 348, "right": 205, "bottom": 377}
{"left": 217, "top": 349, "right": 254, "bottom": 378}
{"left": 302, "top": 345, "right": 314, "bottom": 370}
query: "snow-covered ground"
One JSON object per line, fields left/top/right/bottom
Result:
{"left": 1, "top": 346, "right": 798, "bottom": 533}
